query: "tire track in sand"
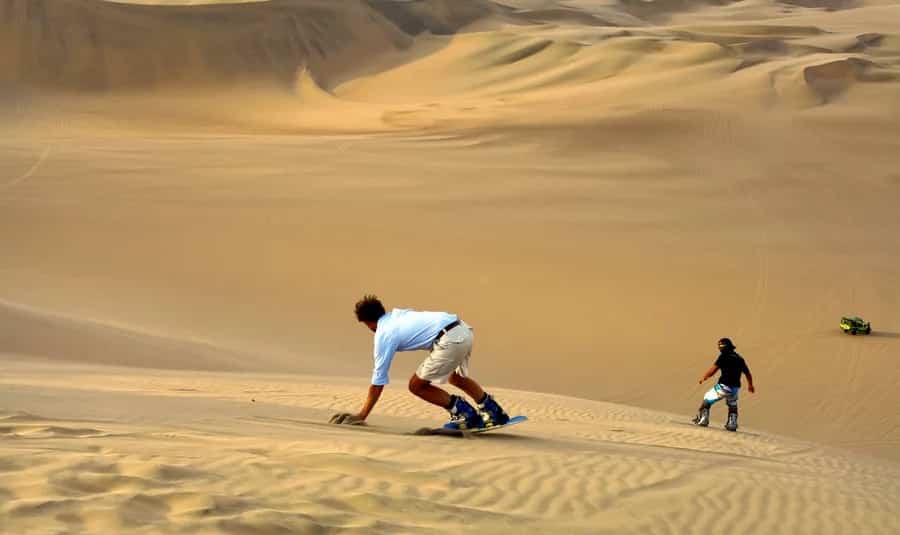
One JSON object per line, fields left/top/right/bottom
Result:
{"left": 0, "top": 144, "right": 52, "bottom": 191}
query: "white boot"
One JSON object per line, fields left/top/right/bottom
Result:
{"left": 692, "top": 404, "right": 710, "bottom": 427}
{"left": 725, "top": 410, "right": 738, "bottom": 432}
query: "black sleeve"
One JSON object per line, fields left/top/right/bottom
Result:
{"left": 714, "top": 354, "right": 724, "bottom": 367}
{"left": 742, "top": 359, "right": 751, "bottom": 375}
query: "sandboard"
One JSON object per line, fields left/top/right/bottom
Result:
{"left": 414, "top": 415, "right": 528, "bottom": 437}
{"left": 247, "top": 414, "right": 529, "bottom": 438}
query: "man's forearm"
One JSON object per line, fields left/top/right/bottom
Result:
{"left": 699, "top": 365, "right": 718, "bottom": 382}
{"left": 359, "top": 384, "right": 384, "bottom": 419}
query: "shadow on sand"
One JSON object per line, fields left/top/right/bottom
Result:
{"left": 831, "top": 329, "right": 900, "bottom": 339}
{"left": 869, "top": 330, "right": 900, "bottom": 339}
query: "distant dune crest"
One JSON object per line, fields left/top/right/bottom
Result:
{"left": 0, "top": 0, "right": 502, "bottom": 91}
{"left": 2, "top": 0, "right": 895, "bottom": 118}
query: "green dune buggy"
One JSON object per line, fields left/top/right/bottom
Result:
{"left": 840, "top": 316, "right": 871, "bottom": 335}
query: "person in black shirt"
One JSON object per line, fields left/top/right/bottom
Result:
{"left": 692, "top": 338, "right": 755, "bottom": 431}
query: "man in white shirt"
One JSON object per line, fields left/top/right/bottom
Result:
{"left": 331, "top": 294, "right": 510, "bottom": 430}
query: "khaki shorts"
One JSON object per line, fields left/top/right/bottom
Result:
{"left": 416, "top": 321, "right": 472, "bottom": 383}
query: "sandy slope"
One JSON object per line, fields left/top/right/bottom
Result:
{"left": 1, "top": 359, "right": 898, "bottom": 535}
{"left": 3, "top": 122, "right": 898, "bottom": 461}
{"left": 2, "top": 0, "right": 900, "bottom": 531}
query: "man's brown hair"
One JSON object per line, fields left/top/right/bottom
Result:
{"left": 355, "top": 294, "right": 386, "bottom": 322}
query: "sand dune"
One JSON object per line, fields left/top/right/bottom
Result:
{"left": 4, "top": 0, "right": 897, "bottom": 132}
{"left": 2, "top": 0, "right": 900, "bottom": 532}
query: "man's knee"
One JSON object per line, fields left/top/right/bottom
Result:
{"left": 448, "top": 372, "right": 463, "bottom": 386}
{"left": 408, "top": 374, "right": 429, "bottom": 395}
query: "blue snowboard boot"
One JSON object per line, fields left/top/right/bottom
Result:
{"left": 478, "top": 392, "right": 510, "bottom": 426}
{"left": 444, "top": 395, "right": 485, "bottom": 430}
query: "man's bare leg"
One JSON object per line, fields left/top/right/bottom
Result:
{"left": 448, "top": 372, "right": 485, "bottom": 403}
{"left": 408, "top": 374, "right": 452, "bottom": 408}
{"left": 410, "top": 373, "right": 487, "bottom": 429}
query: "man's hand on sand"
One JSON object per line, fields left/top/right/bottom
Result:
{"left": 329, "top": 412, "right": 366, "bottom": 425}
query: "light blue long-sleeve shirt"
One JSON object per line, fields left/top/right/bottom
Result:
{"left": 371, "top": 308, "right": 458, "bottom": 385}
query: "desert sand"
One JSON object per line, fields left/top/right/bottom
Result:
{"left": 2, "top": 0, "right": 900, "bottom": 533}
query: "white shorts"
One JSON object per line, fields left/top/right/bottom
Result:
{"left": 704, "top": 383, "right": 740, "bottom": 408}
{"left": 416, "top": 321, "right": 472, "bottom": 383}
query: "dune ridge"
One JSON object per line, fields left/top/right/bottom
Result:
{"left": 0, "top": 0, "right": 504, "bottom": 91}
{"left": 0, "top": 299, "right": 256, "bottom": 371}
